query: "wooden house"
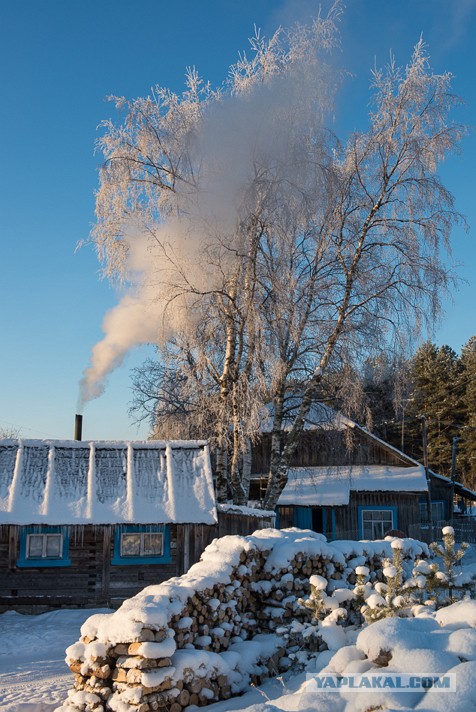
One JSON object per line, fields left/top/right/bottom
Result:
{"left": 0, "top": 438, "right": 273, "bottom": 612}
{"left": 250, "top": 403, "right": 476, "bottom": 540}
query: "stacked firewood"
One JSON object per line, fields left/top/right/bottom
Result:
{"left": 65, "top": 623, "right": 286, "bottom": 712}
{"left": 60, "top": 536, "right": 404, "bottom": 712}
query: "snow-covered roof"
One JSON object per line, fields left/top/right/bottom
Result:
{"left": 217, "top": 503, "right": 276, "bottom": 519}
{"left": 278, "top": 464, "right": 428, "bottom": 506}
{"left": 0, "top": 439, "right": 217, "bottom": 525}
{"left": 427, "top": 469, "right": 476, "bottom": 502}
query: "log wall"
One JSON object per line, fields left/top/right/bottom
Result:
{"left": 251, "top": 428, "right": 407, "bottom": 475}
{"left": 0, "top": 524, "right": 192, "bottom": 612}
{"left": 334, "top": 492, "right": 421, "bottom": 539}
{"left": 277, "top": 492, "right": 422, "bottom": 540}
{"left": 0, "top": 512, "right": 275, "bottom": 612}
{"left": 428, "top": 477, "right": 453, "bottom": 518}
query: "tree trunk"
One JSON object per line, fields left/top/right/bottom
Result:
{"left": 241, "top": 437, "right": 252, "bottom": 503}
{"left": 215, "top": 445, "right": 228, "bottom": 502}
{"left": 230, "top": 383, "right": 246, "bottom": 504}
{"left": 214, "top": 285, "right": 238, "bottom": 503}
{"left": 263, "top": 387, "right": 286, "bottom": 510}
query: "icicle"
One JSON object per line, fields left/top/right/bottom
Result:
{"left": 165, "top": 444, "right": 178, "bottom": 522}
{"left": 7, "top": 441, "right": 24, "bottom": 515}
{"left": 126, "top": 443, "right": 135, "bottom": 522}
{"left": 86, "top": 442, "right": 96, "bottom": 521}
{"left": 40, "top": 445, "right": 55, "bottom": 517}
{"left": 204, "top": 443, "right": 218, "bottom": 523}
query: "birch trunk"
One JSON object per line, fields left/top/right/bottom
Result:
{"left": 263, "top": 194, "right": 384, "bottom": 510}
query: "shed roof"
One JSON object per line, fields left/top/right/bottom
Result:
{"left": 0, "top": 439, "right": 217, "bottom": 526}
{"left": 278, "top": 464, "right": 428, "bottom": 507}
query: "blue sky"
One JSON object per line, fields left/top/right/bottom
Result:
{"left": 1, "top": 0, "right": 475, "bottom": 441}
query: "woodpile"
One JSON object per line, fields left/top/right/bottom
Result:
{"left": 61, "top": 534, "right": 412, "bottom": 712}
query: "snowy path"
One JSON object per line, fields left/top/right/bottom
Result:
{"left": 0, "top": 663, "right": 72, "bottom": 712}
{"left": 0, "top": 609, "right": 110, "bottom": 712}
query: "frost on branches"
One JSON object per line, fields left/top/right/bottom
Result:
{"left": 82, "top": 0, "right": 466, "bottom": 509}
{"left": 350, "top": 529, "right": 474, "bottom": 626}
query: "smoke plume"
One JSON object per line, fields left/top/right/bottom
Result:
{"left": 79, "top": 16, "right": 337, "bottom": 406}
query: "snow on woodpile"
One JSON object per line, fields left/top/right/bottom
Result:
{"left": 278, "top": 464, "right": 427, "bottom": 507}
{"left": 0, "top": 439, "right": 217, "bottom": 525}
{"left": 57, "top": 528, "right": 429, "bottom": 712}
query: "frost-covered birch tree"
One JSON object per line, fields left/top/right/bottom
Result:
{"left": 262, "top": 41, "right": 465, "bottom": 508}
{"left": 88, "top": 8, "right": 341, "bottom": 504}
{"left": 87, "top": 6, "right": 463, "bottom": 507}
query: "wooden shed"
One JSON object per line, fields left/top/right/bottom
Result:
{"left": 250, "top": 403, "right": 475, "bottom": 539}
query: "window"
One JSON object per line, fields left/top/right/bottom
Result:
{"left": 359, "top": 507, "right": 397, "bottom": 540}
{"left": 121, "top": 531, "right": 163, "bottom": 558}
{"left": 27, "top": 533, "right": 63, "bottom": 559}
{"left": 112, "top": 525, "right": 171, "bottom": 565}
{"left": 18, "top": 527, "right": 70, "bottom": 567}
{"left": 419, "top": 500, "right": 445, "bottom": 523}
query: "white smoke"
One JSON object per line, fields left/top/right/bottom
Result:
{"left": 79, "top": 18, "right": 337, "bottom": 407}
{"left": 78, "top": 216, "right": 231, "bottom": 408}
{"left": 78, "top": 234, "right": 164, "bottom": 407}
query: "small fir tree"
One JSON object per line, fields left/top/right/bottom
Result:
{"left": 299, "top": 575, "right": 329, "bottom": 621}
{"left": 358, "top": 540, "right": 415, "bottom": 623}
{"left": 430, "top": 526, "right": 469, "bottom": 602}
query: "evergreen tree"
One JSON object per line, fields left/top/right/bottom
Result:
{"left": 409, "top": 342, "right": 464, "bottom": 477}
{"left": 459, "top": 336, "right": 476, "bottom": 489}
{"left": 362, "top": 338, "right": 475, "bottom": 489}
{"left": 362, "top": 355, "right": 404, "bottom": 447}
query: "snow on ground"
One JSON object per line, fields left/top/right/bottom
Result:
{"left": 0, "top": 609, "right": 111, "bottom": 712}
{"left": 2, "top": 543, "right": 475, "bottom": 712}
{"left": 3, "top": 603, "right": 476, "bottom": 712}
{"left": 202, "top": 605, "right": 476, "bottom": 712}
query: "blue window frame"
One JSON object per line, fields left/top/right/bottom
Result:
{"left": 112, "top": 525, "right": 171, "bottom": 565}
{"left": 18, "top": 526, "right": 71, "bottom": 567}
{"left": 358, "top": 505, "right": 398, "bottom": 540}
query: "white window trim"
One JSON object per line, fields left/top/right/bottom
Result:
{"left": 26, "top": 532, "right": 64, "bottom": 559}
{"left": 361, "top": 509, "right": 395, "bottom": 539}
{"left": 120, "top": 531, "right": 164, "bottom": 558}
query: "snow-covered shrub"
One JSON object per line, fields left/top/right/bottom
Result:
{"left": 357, "top": 539, "right": 416, "bottom": 623}
{"left": 294, "top": 573, "right": 353, "bottom": 654}
{"left": 402, "top": 527, "right": 473, "bottom": 607}
{"left": 352, "top": 528, "right": 472, "bottom": 625}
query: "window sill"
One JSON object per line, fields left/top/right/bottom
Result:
{"left": 17, "top": 558, "right": 72, "bottom": 568}
{"left": 111, "top": 555, "right": 172, "bottom": 566}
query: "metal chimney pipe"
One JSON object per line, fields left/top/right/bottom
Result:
{"left": 74, "top": 414, "right": 83, "bottom": 441}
